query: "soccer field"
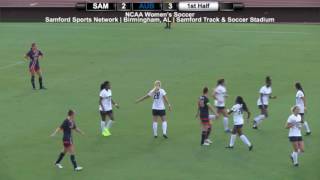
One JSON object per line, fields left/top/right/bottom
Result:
{"left": 0, "top": 23, "right": 320, "bottom": 180}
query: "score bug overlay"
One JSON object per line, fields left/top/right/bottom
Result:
{"left": 79, "top": 2, "right": 243, "bottom": 12}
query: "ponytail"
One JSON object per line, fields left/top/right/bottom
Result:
{"left": 100, "top": 83, "right": 105, "bottom": 90}
{"left": 236, "top": 96, "right": 249, "bottom": 112}
{"left": 295, "top": 82, "right": 305, "bottom": 94}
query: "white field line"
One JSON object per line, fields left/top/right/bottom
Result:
{"left": 0, "top": 61, "right": 25, "bottom": 70}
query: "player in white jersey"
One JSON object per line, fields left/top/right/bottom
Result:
{"left": 253, "top": 76, "right": 277, "bottom": 129}
{"left": 295, "top": 82, "right": 311, "bottom": 135}
{"left": 226, "top": 96, "right": 253, "bottom": 151}
{"left": 136, "top": 80, "right": 172, "bottom": 139}
{"left": 212, "top": 79, "right": 230, "bottom": 132}
{"left": 99, "top": 81, "right": 119, "bottom": 136}
{"left": 286, "top": 106, "right": 304, "bottom": 167}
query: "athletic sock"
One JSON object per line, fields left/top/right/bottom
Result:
{"left": 100, "top": 121, "right": 106, "bottom": 132}
{"left": 201, "top": 131, "right": 207, "bottom": 145}
{"left": 223, "top": 117, "right": 229, "bottom": 131}
{"left": 106, "top": 120, "right": 113, "bottom": 129}
{"left": 207, "top": 126, "right": 212, "bottom": 139}
{"left": 240, "top": 135, "right": 252, "bottom": 147}
{"left": 292, "top": 152, "right": 298, "bottom": 164}
{"left": 153, "top": 122, "right": 158, "bottom": 136}
{"left": 70, "top": 155, "right": 78, "bottom": 169}
{"left": 31, "top": 76, "right": 35, "bottom": 89}
{"left": 304, "top": 121, "right": 311, "bottom": 133}
{"left": 229, "top": 134, "right": 236, "bottom": 147}
{"left": 39, "top": 76, "right": 43, "bottom": 88}
{"left": 254, "top": 114, "right": 266, "bottom": 126}
{"left": 55, "top": 152, "right": 65, "bottom": 164}
{"left": 162, "top": 121, "right": 167, "bottom": 135}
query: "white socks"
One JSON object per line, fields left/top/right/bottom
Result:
{"left": 162, "top": 121, "right": 167, "bottom": 135}
{"left": 229, "top": 134, "right": 236, "bottom": 147}
{"left": 291, "top": 152, "right": 298, "bottom": 164}
{"left": 304, "top": 121, "right": 311, "bottom": 133}
{"left": 106, "top": 120, "right": 113, "bottom": 129}
{"left": 254, "top": 114, "right": 266, "bottom": 126}
{"left": 229, "top": 134, "right": 251, "bottom": 147}
{"left": 153, "top": 122, "right": 158, "bottom": 136}
{"left": 100, "top": 121, "right": 106, "bottom": 132}
{"left": 153, "top": 121, "right": 168, "bottom": 136}
{"left": 240, "top": 135, "right": 252, "bottom": 147}
{"left": 223, "top": 117, "right": 229, "bottom": 131}
{"left": 101, "top": 120, "right": 113, "bottom": 133}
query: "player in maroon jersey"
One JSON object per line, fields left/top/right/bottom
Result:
{"left": 51, "top": 110, "right": 84, "bottom": 171}
{"left": 195, "top": 87, "right": 217, "bottom": 146}
{"left": 24, "top": 43, "right": 46, "bottom": 90}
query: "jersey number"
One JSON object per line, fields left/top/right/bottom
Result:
{"left": 153, "top": 92, "right": 160, "bottom": 99}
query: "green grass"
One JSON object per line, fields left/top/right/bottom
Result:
{"left": 0, "top": 23, "right": 320, "bottom": 180}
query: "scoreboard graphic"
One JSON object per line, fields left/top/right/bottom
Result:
{"left": 77, "top": 2, "right": 244, "bottom": 12}
{"left": 0, "top": 1, "right": 319, "bottom": 23}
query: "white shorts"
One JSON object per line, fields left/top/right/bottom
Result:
{"left": 209, "top": 114, "right": 216, "bottom": 120}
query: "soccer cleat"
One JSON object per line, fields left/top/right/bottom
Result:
{"left": 102, "top": 128, "right": 111, "bottom": 137}
{"left": 154, "top": 136, "right": 158, "bottom": 138}
{"left": 205, "top": 139, "right": 212, "bottom": 144}
{"left": 75, "top": 166, "right": 83, "bottom": 171}
{"left": 290, "top": 155, "right": 294, "bottom": 164}
{"left": 163, "top": 135, "right": 168, "bottom": 139}
{"left": 225, "top": 146, "right": 234, "bottom": 149}
{"left": 224, "top": 129, "right": 231, "bottom": 133}
{"left": 252, "top": 126, "right": 258, "bottom": 130}
{"left": 249, "top": 145, "right": 253, "bottom": 151}
{"left": 294, "top": 163, "right": 299, "bottom": 167}
{"left": 202, "top": 142, "right": 210, "bottom": 146}
{"left": 55, "top": 163, "right": 63, "bottom": 169}
{"left": 306, "top": 132, "right": 311, "bottom": 136}
{"left": 40, "top": 87, "right": 47, "bottom": 90}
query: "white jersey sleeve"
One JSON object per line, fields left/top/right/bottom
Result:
{"left": 148, "top": 90, "right": 154, "bottom": 97}
{"left": 162, "top": 89, "right": 167, "bottom": 96}
{"left": 100, "top": 89, "right": 107, "bottom": 98}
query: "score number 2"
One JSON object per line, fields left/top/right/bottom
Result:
{"left": 121, "top": 3, "right": 126, "bottom": 9}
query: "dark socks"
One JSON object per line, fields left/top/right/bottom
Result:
{"left": 39, "top": 76, "right": 43, "bottom": 88}
{"left": 207, "top": 127, "right": 212, "bottom": 139}
{"left": 55, "top": 153, "right": 65, "bottom": 164}
{"left": 31, "top": 76, "right": 35, "bottom": 89}
{"left": 70, "top": 155, "right": 78, "bottom": 169}
{"left": 201, "top": 131, "right": 207, "bottom": 145}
